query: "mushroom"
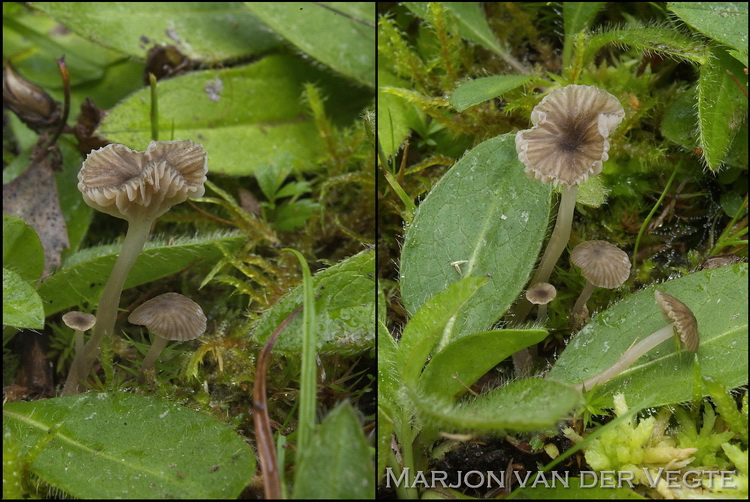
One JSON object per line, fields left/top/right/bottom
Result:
{"left": 61, "top": 311, "right": 96, "bottom": 395}
{"left": 128, "top": 292, "right": 206, "bottom": 382}
{"left": 575, "top": 290, "right": 699, "bottom": 391}
{"left": 65, "top": 140, "right": 207, "bottom": 394}
{"left": 513, "top": 85, "right": 625, "bottom": 322}
{"left": 569, "top": 240, "right": 631, "bottom": 327}
{"left": 525, "top": 282, "right": 556, "bottom": 322}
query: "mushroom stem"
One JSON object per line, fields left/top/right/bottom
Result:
{"left": 575, "top": 323, "right": 675, "bottom": 391}
{"left": 61, "top": 329, "right": 86, "bottom": 395}
{"left": 571, "top": 281, "right": 597, "bottom": 318}
{"left": 513, "top": 185, "right": 578, "bottom": 323}
{"left": 537, "top": 304, "right": 549, "bottom": 323}
{"left": 140, "top": 335, "right": 169, "bottom": 382}
{"left": 76, "top": 221, "right": 153, "bottom": 383}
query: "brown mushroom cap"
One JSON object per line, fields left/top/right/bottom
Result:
{"left": 515, "top": 85, "right": 625, "bottom": 186}
{"left": 62, "top": 311, "right": 96, "bottom": 331}
{"left": 78, "top": 140, "right": 207, "bottom": 223}
{"left": 570, "top": 240, "right": 631, "bottom": 288}
{"left": 654, "top": 290, "right": 699, "bottom": 353}
{"left": 128, "top": 292, "right": 206, "bottom": 341}
{"left": 526, "top": 282, "right": 557, "bottom": 305}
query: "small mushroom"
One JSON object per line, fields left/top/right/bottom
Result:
{"left": 575, "top": 290, "right": 699, "bottom": 391}
{"left": 570, "top": 240, "right": 631, "bottom": 327}
{"left": 526, "top": 282, "right": 557, "bottom": 322}
{"left": 65, "top": 140, "right": 207, "bottom": 395}
{"left": 514, "top": 85, "right": 625, "bottom": 322}
{"left": 128, "top": 292, "right": 206, "bottom": 382}
{"left": 61, "top": 312, "right": 96, "bottom": 395}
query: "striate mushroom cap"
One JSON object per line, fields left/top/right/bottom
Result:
{"left": 128, "top": 292, "right": 206, "bottom": 342}
{"left": 515, "top": 85, "right": 625, "bottom": 186}
{"left": 570, "top": 240, "right": 631, "bottom": 289}
{"left": 62, "top": 311, "right": 96, "bottom": 331}
{"left": 78, "top": 140, "right": 207, "bottom": 224}
{"left": 654, "top": 290, "right": 699, "bottom": 353}
{"left": 526, "top": 282, "right": 557, "bottom": 305}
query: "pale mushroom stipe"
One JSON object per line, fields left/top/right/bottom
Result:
{"left": 574, "top": 290, "right": 699, "bottom": 391}
{"left": 63, "top": 140, "right": 207, "bottom": 395}
{"left": 128, "top": 292, "right": 207, "bottom": 383}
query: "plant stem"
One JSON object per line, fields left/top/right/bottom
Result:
{"left": 575, "top": 323, "right": 674, "bottom": 391}
{"left": 633, "top": 163, "right": 679, "bottom": 271}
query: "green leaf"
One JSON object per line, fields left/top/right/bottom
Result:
{"left": 698, "top": 47, "right": 748, "bottom": 170}
{"left": 418, "top": 329, "right": 548, "bottom": 401}
{"left": 253, "top": 250, "right": 375, "bottom": 354}
{"left": 547, "top": 264, "right": 748, "bottom": 408}
{"left": 407, "top": 378, "right": 581, "bottom": 432}
{"left": 378, "top": 68, "right": 418, "bottom": 157}
{"left": 246, "top": 2, "right": 375, "bottom": 88}
{"left": 562, "top": 2, "right": 605, "bottom": 67}
{"left": 661, "top": 85, "right": 699, "bottom": 150}
{"left": 398, "top": 277, "right": 487, "bottom": 387}
{"left": 400, "top": 134, "right": 552, "bottom": 341}
{"left": 574, "top": 174, "right": 608, "bottom": 208}
{"left": 3, "top": 268, "right": 45, "bottom": 330}
{"left": 3, "top": 392, "right": 255, "bottom": 499}
{"left": 377, "top": 406, "right": 394, "bottom": 483}
{"left": 56, "top": 140, "right": 93, "bottom": 256}
{"left": 3, "top": 215, "right": 44, "bottom": 284}
{"left": 450, "top": 75, "right": 532, "bottom": 112}
{"left": 37, "top": 232, "right": 245, "bottom": 317}
{"left": 404, "top": 2, "right": 513, "bottom": 65}
{"left": 32, "top": 2, "right": 281, "bottom": 62}
{"left": 378, "top": 320, "right": 401, "bottom": 418}
{"left": 97, "top": 55, "right": 367, "bottom": 176}
{"left": 668, "top": 2, "right": 749, "bottom": 66}
{"left": 293, "top": 402, "right": 374, "bottom": 499}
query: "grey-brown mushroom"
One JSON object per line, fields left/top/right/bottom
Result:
{"left": 514, "top": 85, "right": 625, "bottom": 322}
{"left": 570, "top": 240, "right": 631, "bottom": 326}
{"left": 575, "top": 290, "right": 699, "bottom": 391}
{"left": 64, "top": 140, "right": 207, "bottom": 395}
{"left": 526, "top": 282, "right": 557, "bottom": 322}
{"left": 61, "top": 311, "right": 96, "bottom": 395}
{"left": 128, "top": 292, "right": 207, "bottom": 382}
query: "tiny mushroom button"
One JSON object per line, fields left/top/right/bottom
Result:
{"left": 128, "top": 292, "right": 207, "bottom": 382}
{"left": 525, "top": 282, "right": 557, "bottom": 322}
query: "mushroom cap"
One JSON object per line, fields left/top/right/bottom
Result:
{"left": 128, "top": 292, "right": 206, "bottom": 341}
{"left": 78, "top": 140, "right": 207, "bottom": 224}
{"left": 570, "top": 240, "right": 631, "bottom": 288}
{"left": 526, "top": 282, "right": 557, "bottom": 305}
{"left": 654, "top": 290, "right": 699, "bottom": 353}
{"left": 62, "top": 311, "right": 96, "bottom": 331}
{"left": 515, "top": 85, "right": 625, "bottom": 186}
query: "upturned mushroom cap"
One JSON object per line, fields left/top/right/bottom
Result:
{"left": 62, "top": 311, "right": 96, "bottom": 331}
{"left": 128, "top": 292, "right": 206, "bottom": 341}
{"left": 78, "top": 140, "right": 207, "bottom": 223}
{"left": 654, "top": 290, "right": 699, "bottom": 353}
{"left": 515, "top": 85, "right": 625, "bottom": 186}
{"left": 526, "top": 282, "right": 557, "bottom": 305}
{"left": 570, "top": 240, "right": 631, "bottom": 288}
